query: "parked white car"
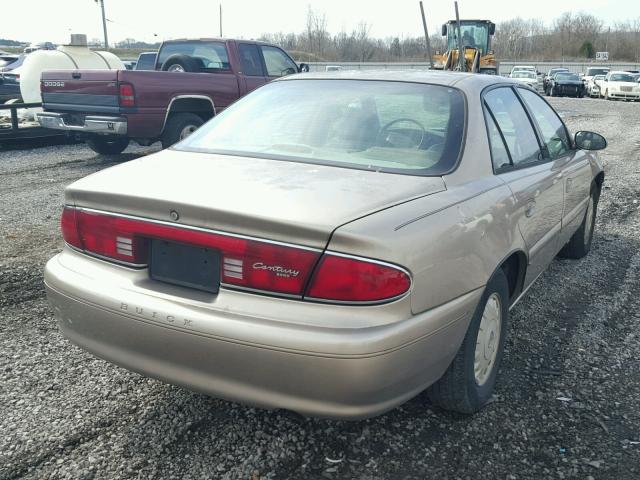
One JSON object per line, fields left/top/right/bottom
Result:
{"left": 602, "top": 71, "right": 640, "bottom": 101}
{"left": 510, "top": 65, "right": 536, "bottom": 75}
{"left": 510, "top": 70, "right": 539, "bottom": 90}
{"left": 587, "top": 74, "right": 606, "bottom": 98}
{"left": 581, "top": 67, "right": 609, "bottom": 87}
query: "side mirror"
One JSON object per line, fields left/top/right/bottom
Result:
{"left": 575, "top": 131, "right": 607, "bottom": 151}
{"left": 604, "top": 78, "right": 608, "bottom": 82}
{"left": 489, "top": 22, "right": 496, "bottom": 35}
{"left": 298, "top": 63, "right": 309, "bottom": 73}
{"left": 441, "top": 24, "right": 447, "bottom": 36}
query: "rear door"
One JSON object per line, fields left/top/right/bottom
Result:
{"left": 517, "top": 87, "right": 592, "bottom": 246}
{"left": 483, "top": 86, "right": 564, "bottom": 286}
{"left": 236, "top": 43, "right": 267, "bottom": 94}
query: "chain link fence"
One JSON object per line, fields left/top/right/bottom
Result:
{"left": 307, "top": 61, "right": 640, "bottom": 76}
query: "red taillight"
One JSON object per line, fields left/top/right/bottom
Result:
{"left": 61, "top": 207, "right": 81, "bottom": 249}
{"left": 119, "top": 83, "right": 135, "bottom": 107}
{"left": 305, "top": 254, "right": 411, "bottom": 302}
{"left": 60, "top": 207, "right": 411, "bottom": 302}
{"left": 60, "top": 208, "right": 319, "bottom": 295}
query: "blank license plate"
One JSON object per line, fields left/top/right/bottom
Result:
{"left": 149, "top": 239, "right": 220, "bottom": 293}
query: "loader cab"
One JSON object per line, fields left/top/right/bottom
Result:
{"left": 442, "top": 20, "right": 495, "bottom": 56}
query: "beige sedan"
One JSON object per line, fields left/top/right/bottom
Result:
{"left": 45, "top": 71, "right": 606, "bottom": 419}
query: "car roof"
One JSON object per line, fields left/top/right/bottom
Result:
{"left": 278, "top": 70, "right": 515, "bottom": 90}
{"left": 609, "top": 70, "right": 633, "bottom": 74}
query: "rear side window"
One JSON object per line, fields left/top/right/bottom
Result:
{"left": 260, "top": 46, "right": 298, "bottom": 77}
{"left": 157, "top": 41, "right": 230, "bottom": 70}
{"left": 484, "top": 87, "right": 540, "bottom": 168}
{"left": 518, "top": 88, "right": 571, "bottom": 159}
{"left": 238, "top": 44, "right": 264, "bottom": 76}
{"left": 484, "top": 109, "right": 511, "bottom": 171}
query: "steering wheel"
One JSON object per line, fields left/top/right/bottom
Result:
{"left": 378, "top": 118, "right": 426, "bottom": 149}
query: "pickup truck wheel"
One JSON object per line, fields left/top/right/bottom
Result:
{"left": 427, "top": 268, "right": 509, "bottom": 414}
{"left": 161, "top": 113, "right": 204, "bottom": 148}
{"left": 558, "top": 187, "right": 599, "bottom": 259}
{"left": 86, "top": 136, "right": 129, "bottom": 155}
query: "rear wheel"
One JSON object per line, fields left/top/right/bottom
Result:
{"left": 427, "top": 269, "right": 509, "bottom": 414}
{"left": 558, "top": 187, "right": 599, "bottom": 259}
{"left": 86, "top": 136, "right": 129, "bottom": 155}
{"left": 161, "top": 112, "right": 204, "bottom": 149}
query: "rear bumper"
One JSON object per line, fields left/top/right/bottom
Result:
{"left": 44, "top": 248, "right": 480, "bottom": 419}
{"left": 37, "top": 112, "right": 127, "bottom": 135}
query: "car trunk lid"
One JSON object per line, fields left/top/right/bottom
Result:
{"left": 65, "top": 149, "right": 446, "bottom": 248}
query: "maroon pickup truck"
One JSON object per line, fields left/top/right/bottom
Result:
{"left": 37, "top": 39, "right": 307, "bottom": 154}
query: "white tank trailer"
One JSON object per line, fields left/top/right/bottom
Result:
{"left": 19, "top": 34, "right": 123, "bottom": 104}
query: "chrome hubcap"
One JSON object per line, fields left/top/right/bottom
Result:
{"left": 168, "top": 64, "right": 185, "bottom": 73}
{"left": 584, "top": 195, "right": 595, "bottom": 244}
{"left": 474, "top": 293, "right": 502, "bottom": 386}
{"left": 179, "top": 125, "right": 198, "bottom": 140}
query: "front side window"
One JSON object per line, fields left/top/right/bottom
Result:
{"left": 177, "top": 80, "right": 466, "bottom": 175}
{"left": 260, "top": 46, "right": 298, "bottom": 77}
{"left": 157, "top": 41, "right": 230, "bottom": 70}
{"left": 483, "top": 87, "right": 540, "bottom": 168}
{"left": 518, "top": 88, "right": 571, "bottom": 159}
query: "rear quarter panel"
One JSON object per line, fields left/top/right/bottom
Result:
{"left": 118, "top": 70, "right": 241, "bottom": 138}
{"left": 328, "top": 177, "right": 521, "bottom": 315}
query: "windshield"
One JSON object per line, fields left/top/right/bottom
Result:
{"left": 555, "top": 73, "right": 579, "bottom": 81}
{"left": 177, "top": 80, "right": 466, "bottom": 176}
{"left": 593, "top": 75, "right": 605, "bottom": 80}
{"left": 610, "top": 73, "right": 634, "bottom": 82}
{"left": 448, "top": 23, "right": 489, "bottom": 55}
{"left": 513, "top": 71, "right": 536, "bottom": 79}
{"left": 587, "top": 68, "right": 609, "bottom": 76}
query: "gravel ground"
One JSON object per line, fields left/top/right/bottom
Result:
{"left": 1, "top": 98, "right": 639, "bottom": 480}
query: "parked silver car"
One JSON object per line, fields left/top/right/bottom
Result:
{"left": 45, "top": 71, "right": 606, "bottom": 419}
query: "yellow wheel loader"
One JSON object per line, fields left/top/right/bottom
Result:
{"left": 432, "top": 19, "right": 498, "bottom": 74}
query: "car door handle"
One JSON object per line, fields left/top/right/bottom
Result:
{"left": 525, "top": 200, "right": 536, "bottom": 218}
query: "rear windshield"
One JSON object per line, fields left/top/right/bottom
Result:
{"left": 587, "top": 68, "right": 608, "bottom": 76}
{"left": 512, "top": 71, "right": 536, "bottom": 79}
{"left": 177, "top": 79, "right": 466, "bottom": 176}
{"left": 157, "top": 41, "right": 230, "bottom": 70}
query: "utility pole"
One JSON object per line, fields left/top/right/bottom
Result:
{"left": 219, "top": 4, "right": 223, "bottom": 37}
{"left": 95, "top": 0, "right": 109, "bottom": 49}
{"left": 419, "top": 1, "right": 434, "bottom": 68}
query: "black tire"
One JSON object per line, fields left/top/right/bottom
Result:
{"left": 161, "top": 54, "right": 202, "bottom": 73}
{"left": 428, "top": 268, "right": 509, "bottom": 414}
{"left": 86, "top": 136, "right": 129, "bottom": 155}
{"left": 558, "top": 187, "right": 599, "bottom": 259}
{"left": 161, "top": 112, "right": 204, "bottom": 149}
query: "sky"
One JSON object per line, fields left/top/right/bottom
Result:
{"left": 2, "top": 0, "right": 638, "bottom": 46}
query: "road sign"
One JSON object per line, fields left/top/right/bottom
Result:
{"left": 596, "top": 52, "right": 609, "bottom": 61}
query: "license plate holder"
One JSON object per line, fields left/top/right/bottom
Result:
{"left": 149, "top": 239, "right": 220, "bottom": 293}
